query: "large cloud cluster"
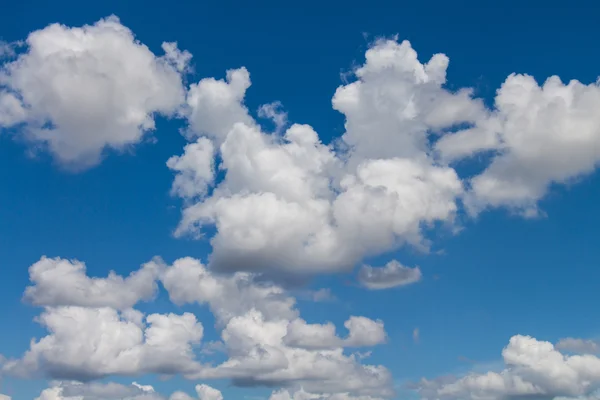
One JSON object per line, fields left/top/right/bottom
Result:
{"left": 1, "top": 256, "right": 393, "bottom": 398}
{"left": 3, "top": 15, "right": 600, "bottom": 400}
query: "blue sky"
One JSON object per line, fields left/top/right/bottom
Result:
{"left": 1, "top": 1, "right": 600, "bottom": 399}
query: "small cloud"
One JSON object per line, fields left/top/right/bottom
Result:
{"left": 413, "top": 328, "right": 420, "bottom": 344}
{"left": 311, "top": 288, "right": 335, "bottom": 302}
{"left": 358, "top": 260, "right": 422, "bottom": 290}
{"left": 258, "top": 101, "right": 287, "bottom": 134}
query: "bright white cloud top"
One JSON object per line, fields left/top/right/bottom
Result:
{"left": 1, "top": 14, "right": 600, "bottom": 400}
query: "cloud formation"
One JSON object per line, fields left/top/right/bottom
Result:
{"left": 2, "top": 256, "right": 393, "bottom": 398}
{"left": 0, "top": 16, "right": 188, "bottom": 169}
{"left": 414, "top": 335, "right": 600, "bottom": 400}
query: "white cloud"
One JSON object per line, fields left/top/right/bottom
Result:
{"left": 0, "top": 394, "right": 10, "bottom": 400}
{"left": 3, "top": 306, "right": 204, "bottom": 380}
{"left": 6, "top": 256, "right": 394, "bottom": 398}
{"left": 168, "top": 36, "right": 600, "bottom": 282}
{"left": 438, "top": 74, "right": 600, "bottom": 216}
{"left": 171, "top": 40, "right": 469, "bottom": 278}
{"left": 167, "top": 137, "right": 215, "bottom": 200}
{"left": 283, "top": 316, "right": 386, "bottom": 349}
{"left": 159, "top": 258, "right": 393, "bottom": 397}
{"left": 24, "top": 256, "right": 161, "bottom": 309}
{"left": 195, "top": 384, "right": 223, "bottom": 400}
{"left": 35, "top": 381, "right": 161, "bottom": 399}
{"left": 258, "top": 101, "right": 288, "bottom": 134}
{"left": 0, "top": 16, "right": 188, "bottom": 169}
{"left": 357, "top": 260, "right": 422, "bottom": 290}
{"left": 415, "top": 335, "right": 600, "bottom": 400}
{"left": 33, "top": 381, "right": 223, "bottom": 400}
{"left": 184, "top": 67, "right": 254, "bottom": 143}
{"left": 269, "top": 388, "right": 384, "bottom": 400}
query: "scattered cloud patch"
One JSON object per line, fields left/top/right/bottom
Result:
{"left": 357, "top": 261, "right": 422, "bottom": 290}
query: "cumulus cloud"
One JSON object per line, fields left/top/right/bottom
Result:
{"left": 34, "top": 381, "right": 224, "bottom": 400}
{"left": 159, "top": 258, "right": 392, "bottom": 397}
{"left": 357, "top": 260, "right": 422, "bottom": 290}
{"left": 0, "top": 394, "right": 10, "bottom": 400}
{"left": 166, "top": 35, "right": 600, "bottom": 281}
{"left": 438, "top": 74, "right": 600, "bottom": 216}
{"left": 3, "top": 306, "right": 204, "bottom": 380}
{"left": 170, "top": 39, "right": 472, "bottom": 278}
{"left": 414, "top": 335, "right": 600, "bottom": 400}
{"left": 0, "top": 16, "right": 188, "bottom": 169}
{"left": 194, "top": 384, "right": 223, "bottom": 400}
{"left": 5, "top": 256, "right": 394, "bottom": 398}
{"left": 35, "top": 381, "right": 162, "bottom": 399}
{"left": 24, "top": 256, "right": 161, "bottom": 309}
{"left": 283, "top": 315, "right": 386, "bottom": 349}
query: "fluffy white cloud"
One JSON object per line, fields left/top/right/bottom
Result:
{"left": 170, "top": 39, "right": 472, "bottom": 278}
{"left": 168, "top": 36, "right": 600, "bottom": 283}
{"left": 3, "top": 306, "right": 203, "bottom": 380}
{"left": 167, "top": 137, "right": 215, "bottom": 200}
{"left": 269, "top": 388, "right": 384, "bottom": 400}
{"left": 159, "top": 258, "right": 392, "bottom": 397}
{"left": 437, "top": 74, "right": 600, "bottom": 216}
{"left": 357, "top": 260, "right": 422, "bottom": 290}
{"left": 35, "top": 381, "right": 162, "bottom": 399}
{"left": 5, "top": 256, "right": 394, "bottom": 398}
{"left": 34, "top": 381, "right": 222, "bottom": 400}
{"left": 0, "top": 16, "right": 188, "bottom": 169}
{"left": 0, "top": 394, "right": 10, "bottom": 400}
{"left": 415, "top": 335, "right": 600, "bottom": 400}
{"left": 283, "top": 316, "right": 386, "bottom": 350}
{"left": 194, "top": 384, "right": 223, "bottom": 400}
{"left": 24, "top": 256, "right": 161, "bottom": 309}
{"left": 184, "top": 67, "right": 254, "bottom": 143}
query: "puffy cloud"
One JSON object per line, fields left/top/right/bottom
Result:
{"left": 269, "top": 388, "right": 383, "bottom": 400}
{"left": 35, "top": 381, "right": 162, "bottom": 399}
{"left": 3, "top": 306, "right": 204, "bottom": 380}
{"left": 159, "top": 257, "right": 298, "bottom": 325}
{"left": 414, "top": 335, "right": 600, "bottom": 400}
{"left": 283, "top": 316, "right": 386, "bottom": 349}
{"left": 159, "top": 258, "right": 392, "bottom": 397}
{"left": 7, "top": 256, "right": 394, "bottom": 398}
{"left": 192, "top": 309, "right": 392, "bottom": 397}
{"left": 168, "top": 36, "right": 600, "bottom": 282}
{"left": 167, "top": 137, "right": 215, "bottom": 200}
{"left": 33, "top": 381, "right": 222, "bottom": 400}
{"left": 171, "top": 40, "right": 470, "bottom": 277}
{"left": 184, "top": 67, "right": 254, "bottom": 142}
{"left": 24, "top": 256, "right": 161, "bottom": 309}
{"left": 357, "top": 260, "right": 422, "bottom": 290}
{"left": 0, "top": 16, "right": 188, "bottom": 169}
{"left": 0, "top": 394, "right": 10, "bottom": 400}
{"left": 438, "top": 74, "right": 600, "bottom": 216}
{"left": 194, "top": 384, "right": 223, "bottom": 400}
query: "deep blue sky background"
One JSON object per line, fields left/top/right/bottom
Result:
{"left": 1, "top": 0, "right": 600, "bottom": 398}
